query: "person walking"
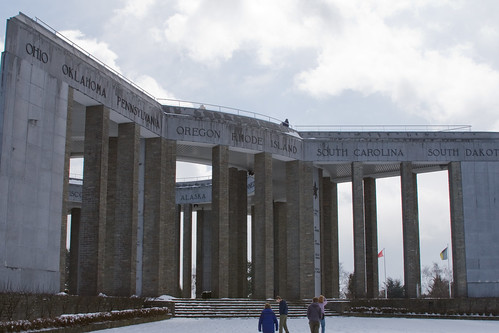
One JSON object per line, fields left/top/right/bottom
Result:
{"left": 275, "top": 296, "right": 290, "bottom": 333}
{"left": 318, "top": 295, "right": 327, "bottom": 333}
{"left": 307, "top": 297, "right": 322, "bottom": 333}
{"left": 258, "top": 303, "right": 279, "bottom": 333}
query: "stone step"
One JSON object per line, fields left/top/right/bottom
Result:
{"left": 170, "top": 298, "right": 338, "bottom": 318}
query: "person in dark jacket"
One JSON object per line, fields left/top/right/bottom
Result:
{"left": 307, "top": 297, "right": 321, "bottom": 333}
{"left": 276, "top": 296, "right": 289, "bottom": 333}
{"left": 258, "top": 303, "right": 279, "bottom": 333}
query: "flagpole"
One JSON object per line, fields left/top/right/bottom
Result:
{"left": 383, "top": 248, "right": 387, "bottom": 299}
{"left": 447, "top": 243, "right": 451, "bottom": 298}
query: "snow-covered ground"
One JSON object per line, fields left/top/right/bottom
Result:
{"left": 95, "top": 316, "right": 499, "bottom": 332}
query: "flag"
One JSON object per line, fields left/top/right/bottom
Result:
{"left": 378, "top": 249, "right": 384, "bottom": 258}
{"left": 440, "top": 247, "right": 448, "bottom": 260}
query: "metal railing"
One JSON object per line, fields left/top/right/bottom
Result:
{"left": 32, "top": 15, "right": 157, "bottom": 101}
{"left": 294, "top": 125, "right": 472, "bottom": 132}
{"left": 31, "top": 14, "right": 290, "bottom": 128}
{"left": 158, "top": 98, "right": 289, "bottom": 126}
{"left": 70, "top": 173, "right": 214, "bottom": 184}
{"left": 175, "top": 175, "right": 212, "bottom": 183}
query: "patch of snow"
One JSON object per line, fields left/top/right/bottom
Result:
{"left": 95, "top": 316, "right": 499, "bottom": 333}
{"left": 151, "top": 295, "right": 176, "bottom": 301}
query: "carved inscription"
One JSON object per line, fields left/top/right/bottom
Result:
{"left": 316, "top": 145, "right": 499, "bottom": 160}
{"left": 116, "top": 96, "right": 160, "bottom": 129}
{"left": 25, "top": 43, "right": 48, "bottom": 63}
{"left": 62, "top": 64, "right": 107, "bottom": 98}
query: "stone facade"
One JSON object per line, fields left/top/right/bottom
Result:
{"left": 1, "top": 13, "right": 499, "bottom": 299}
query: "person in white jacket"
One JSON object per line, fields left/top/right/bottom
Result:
{"left": 318, "top": 295, "right": 327, "bottom": 333}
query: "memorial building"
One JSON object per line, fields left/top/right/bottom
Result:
{"left": 1, "top": 13, "right": 499, "bottom": 299}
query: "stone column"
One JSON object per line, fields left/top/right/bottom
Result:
{"left": 68, "top": 208, "right": 81, "bottom": 295}
{"left": 103, "top": 137, "right": 117, "bottom": 295}
{"left": 164, "top": 141, "right": 179, "bottom": 297}
{"left": 274, "top": 201, "right": 287, "bottom": 297}
{"left": 112, "top": 122, "right": 140, "bottom": 296}
{"left": 136, "top": 139, "right": 145, "bottom": 297}
{"left": 364, "top": 177, "right": 379, "bottom": 299}
{"left": 300, "top": 162, "right": 315, "bottom": 299}
{"left": 286, "top": 160, "right": 301, "bottom": 300}
{"left": 142, "top": 137, "right": 172, "bottom": 296}
{"left": 196, "top": 209, "right": 205, "bottom": 298}
{"left": 448, "top": 162, "right": 467, "bottom": 297}
{"left": 321, "top": 177, "right": 339, "bottom": 298}
{"left": 236, "top": 169, "right": 248, "bottom": 297}
{"left": 352, "top": 162, "right": 366, "bottom": 298}
{"left": 78, "top": 105, "right": 109, "bottom": 296}
{"left": 400, "top": 162, "right": 421, "bottom": 298}
{"left": 254, "top": 152, "right": 274, "bottom": 299}
{"left": 228, "top": 168, "right": 239, "bottom": 297}
{"left": 250, "top": 205, "right": 256, "bottom": 296}
{"left": 60, "top": 88, "right": 73, "bottom": 291}
{"left": 212, "top": 145, "right": 229, "bottom": 298}
{"left": 182, "top": 204, "right": 193, "bottom": 298}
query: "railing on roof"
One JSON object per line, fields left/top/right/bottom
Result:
{"left": 294, "top": 125, "right": 472, "bottom": 132}
{"left": 33, "top": 15, "right": 289, "bottom": 128}
{"left": 32, "top": 15, "right": 158, "bottom": 102}
{"left": 69, "top": 173, "right": 214, "bottom": 184}
{"left": 176, "top": 175, "right": 212, "bottom": 183}
{"left": 157, "top": 98, "right": 290, "bottom": 126}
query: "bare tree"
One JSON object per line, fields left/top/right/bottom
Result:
{"left": 423, "top": 263, "right": 451, "bottom": 298}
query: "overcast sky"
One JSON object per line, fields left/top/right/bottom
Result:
{"left": 2, "top": 1, "right": 498, "bottom": 292}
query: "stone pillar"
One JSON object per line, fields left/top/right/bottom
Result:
{"left": 300, "top": 162, "right": 315, "bottom": 299}
{"left": 228, "top": 168, "right": 239, "bottom": 297}
{"left": 196, "top": 209, "right": 205, "bottom": 298}
{"left": 254, "top": 152, "right": 274, "bottom": 299}
{"left": 313, "top": 168, "right": 323, "bottom": 296}
{"left": 60, "top": 88, "right": 73, "bottom": 291}
{"left": 212, "top": 145, "right": 229, "bottom": 298}
{"left": 78, "top": 105, "right": 109, "bottom": 296}
{"left": 364, "top": 177, "right": 379, "bottom": 299}
{"left": 250, "top": 205, "right": 256, "bottom": 296}
{"left": 321, "top": 177, "right": 339, "bottom": 298}
{"left": 164, "top": 141, "right": 179, "bottom": 297}
{"left": 142, "top": 137, "right": 172, "bottom": 296}
{"left": 103, "top": 137, "right": 117, "bottom": 295}
{"left": 136, "top": 139, "right": 145, "bottom": 297}
{"left": 352, "top": 162, "right": 366, "bottom": 298}
{"left": 182, "top": 204, "right": 193, "bottom": 298}
{"left": 112, "top": 122, "right": 140, "bottom": 296}
{"left": 400, "top": 162, "right": 421, "bottom": 298}
{"left": 448, "top": 162, "right": 467, "bottom": 297}
{"left": 236, "top": 169, "right": 248, "bottom": 297}
{"left": 274, "top": 201, "right": 287, "bottom": 297}
{"left": 68, "top": 208, "right": 81, "bottom": 295}
{"left": 286, "top": 160, "right": 301, "bottom": 300}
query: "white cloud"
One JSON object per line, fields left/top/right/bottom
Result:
{"left": 294, "top": 1, "right": 499, "bottom": 130}
{"left": 162, "top": 0, "right": 326, "bottom": 65}
{"left": 72, "top": 0, "right": 499, "bottom": 130}
{"left": 59, "top": 30, "right": 122, "bottom": 74}
{"left": 114, "top": 0, "right": 157, "bottom": 18}
{"left": 133, "top": 74, "right": 176, "bottom": 100}
{"left": 59, "top": 28, "right": 177, "bottom": 106}
{"left": 176, "top": 162, "right": 211, "bottom": 180}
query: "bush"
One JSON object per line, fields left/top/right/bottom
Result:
{"left": 0, "top": 307, "right": 169, "bottom": 332}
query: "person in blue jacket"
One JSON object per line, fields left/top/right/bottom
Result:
{"left": 258, "top": 303, "right": 278, "bottom": 333}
